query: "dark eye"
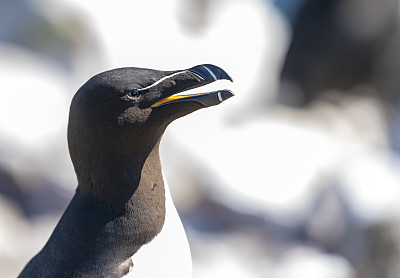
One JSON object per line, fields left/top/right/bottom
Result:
{"left": 127, "top": 89, "right": 140, "bottom": 99}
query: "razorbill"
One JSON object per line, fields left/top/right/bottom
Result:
{"left": 18, "top": 64, "right": 233, "bottom": 278}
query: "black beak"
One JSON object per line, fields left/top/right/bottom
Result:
{"left": 150, "top": 64, "right": 234, "bottom": 108}
{"left": 188, "top": 64, "right": 233, "bottom": 83}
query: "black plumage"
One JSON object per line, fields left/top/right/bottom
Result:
{"left": 18, "top": 64, "right": 232, "bottom": 278}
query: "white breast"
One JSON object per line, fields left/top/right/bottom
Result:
{"left": 124, "top": 179, "right": 192, "bottom": 277}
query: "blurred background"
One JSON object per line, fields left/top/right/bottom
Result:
{"left": 1, "top": 0, "right": 400, "bottom": 277}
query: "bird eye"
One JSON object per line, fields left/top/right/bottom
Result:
{"left": 127, "top": 89, "right": 140, "bottom": 99}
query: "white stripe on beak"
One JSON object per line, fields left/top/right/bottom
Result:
{"left": 202, "top": 65, "right": 217, "bottom": 81}
{"left": 217, "top": 91, "right": 223, "bottom": 102}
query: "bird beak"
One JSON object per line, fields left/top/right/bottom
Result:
{"left": 150, "top": 64, "right": 234, "bottom": 108}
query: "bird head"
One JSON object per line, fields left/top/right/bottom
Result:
{"left": 67, "top": 64, "right": 233, "bottom": 190}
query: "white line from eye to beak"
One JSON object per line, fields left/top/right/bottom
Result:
{"left": 138, "top": 71, "right": 188, "bottom": 91}
{"left": 202, "top": 65, "right": 217, "bottom": 81}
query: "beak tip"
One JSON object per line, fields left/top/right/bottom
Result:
{"left": 221, "top": 90, "right": 234, "bottom": 101}
{"left": 189, "top": 64, "right": 233, "bottom": 83}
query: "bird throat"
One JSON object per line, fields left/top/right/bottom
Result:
{"left": 22, "top": 142, "right": 167, "bottom": 278}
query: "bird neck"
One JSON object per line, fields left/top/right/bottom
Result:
{"left": 22, "top": 140, "right": 167, "bottom": 277}
{"left": 77, "top": 138, "right": 164, "bottom": 207}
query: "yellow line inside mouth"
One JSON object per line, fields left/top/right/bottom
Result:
{"left": 150, "top": 93, "right": 205, "bottom": 108}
